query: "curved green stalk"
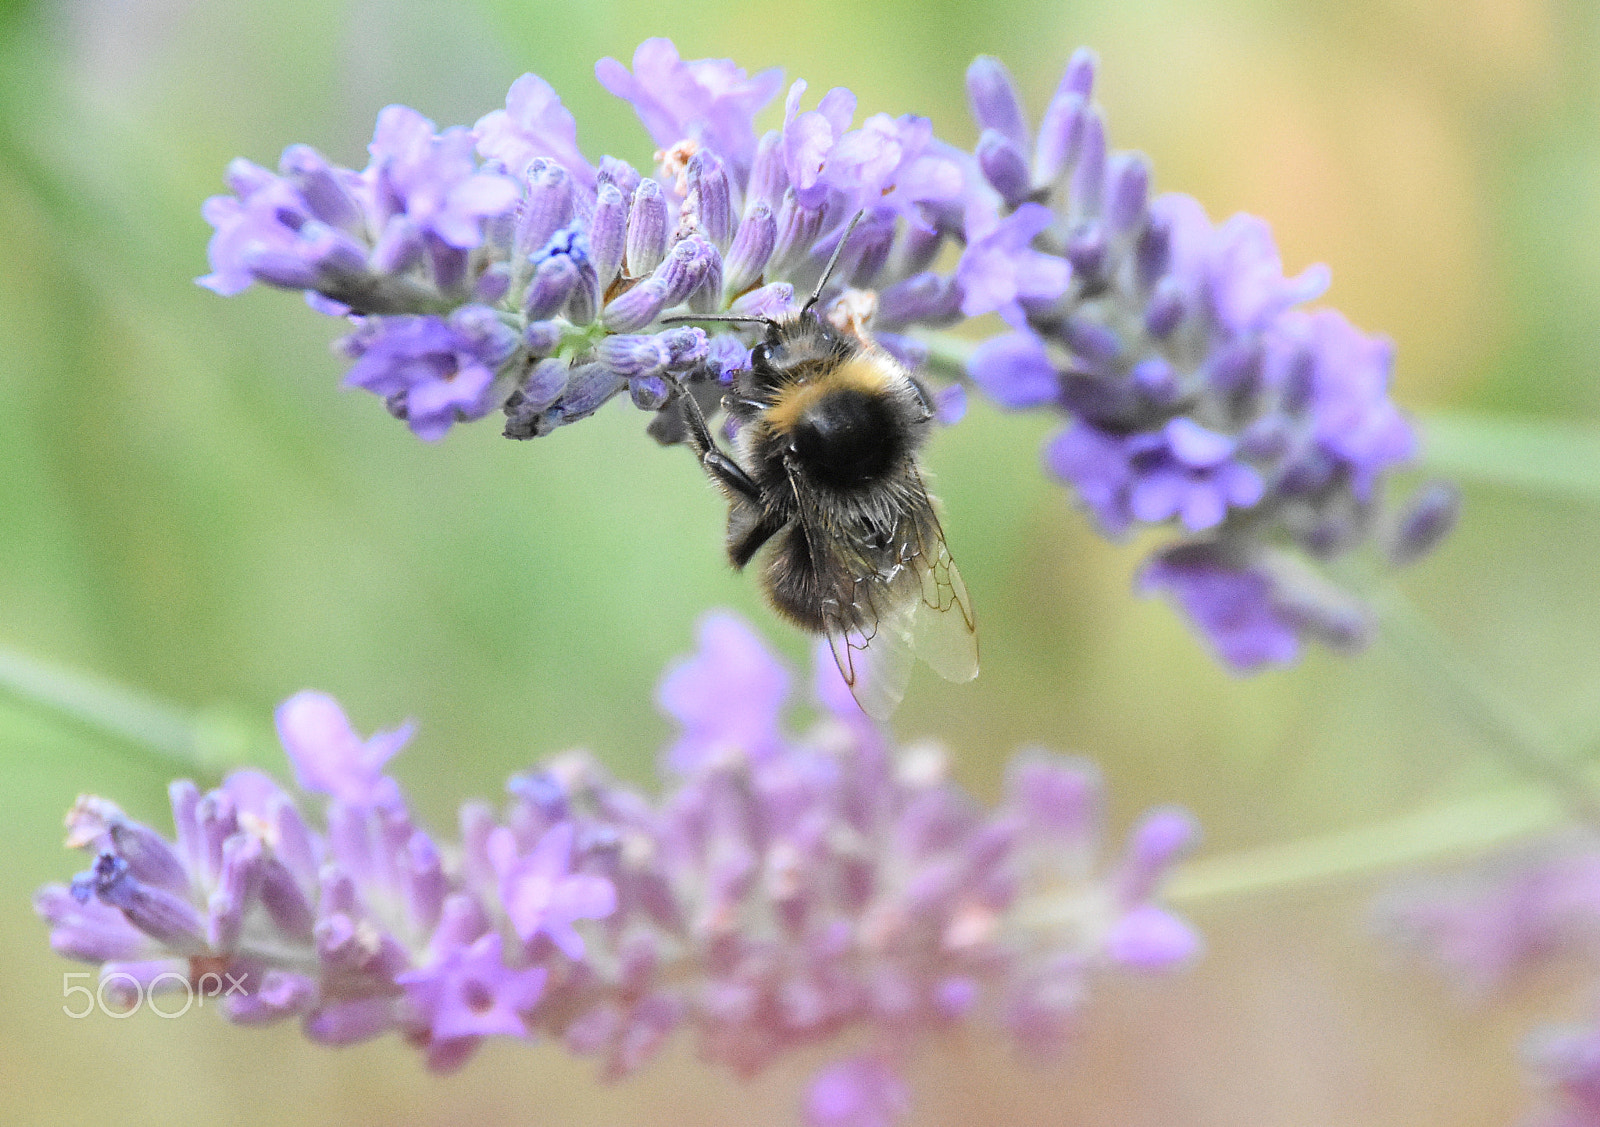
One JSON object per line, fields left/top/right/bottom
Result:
{"left": 0, "top": 643, "right": 243, "bottom": 778}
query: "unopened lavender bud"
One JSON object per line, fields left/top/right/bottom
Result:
{"left": 34, "top": 884, "right": 148, "bottom": 962}
{"left": 1032, "top": 92, "right": 1086, "bottom": 188}
{"left": 195, "top": 791, "right": 238, "bottom": 886}
{"left": 1135, "top": 217, "right": 1171, "bottom": 290}
{"left": 1239, "top": 414, "right": 1290, "bottom": 459}
{"left": 688, "top": 245, "right": 724, "bottom": 314}
{"left": 168, "top": 780, "right": 203, "bottom": 877}
{"left": 58, "top": 794, "right": 116, "bottom": 851}
{"left": 523, "top": 320, "right": 563, "bottom": 356}
{"left": 603, "top": 277, "right": 670, "bottom": 332}
{"left": 685, "top": 150, "right": 734, "bottom": 251}
{"left": 1131, "top": 357, "right": 1179, "bottom": 405}
{"left": 1143, "top": 277, "right": 1186, "bottom": 338}
{"left": 977, "top": 130, "right": 1031, "bottom": 207}
{"left": 503, "top": 361, "right": 570, "bottom": 439}
{"left": 515, "top": 160, "right": 575, "bottom": 260}
{"left": 258, "top": 856, "right": 316, "bottom": 941}
{"left": 1063, "top": 46, "right": 1097, "bottom": 98}
{"left": 597, "top": 334, "right": 675, "bottom": 379}
{"left": 1105, "top": 153, "right": 1150, "bottom": 234}
{"left": 630, "top": 376, "right": 672, "bottom": 410}
{"left": 305, "top": 997, "right": 396, "bottom": 1046}
{"left": 1280, "top": 592, "right": 1375, "bottom": 651}
{"left": 1069, "top": 112, "right": 1107, "bottom": 218}
{"left": 1278, "top": 448, "right": 1336, "bottom": 495}
{"left": 839, "top": 215, "right": 894, "bottom": 289}
{"left": 723, "top": 203, "right": 776, "bottom": 296}
{"left": 730, "top": 282, "right": 794, "bottom": 320}
{"left": 475, "top": 263, "right": 510, "bottom": 303}
{"left": 935, "top": 383, "right": 967, "bottom": 424}
{"left": 1388, "top": 482, "right": 1461, "bottom": 566}
{"left": 567, "top": 260, "right": 601, "bottom": 324}
{"left": 1104, "top": 904, "right": 1201, "bottom": 969}
{"left": 657, "top": 237, "right": 713, "bottom": 309}
{"left": 1276, "top": 344, "right": 1315, "bottom": 413}
{"left": 280, "top": 145, "right": 363, "bottom": 232}
{"left": 770, "top": 189, "right": 824, "bottom": 276}
{"left": 660, "top": 326, "right": 710, "bottom": 367}
{"left": 448, "top": 304, "right": 517, "bottom": 360}
{"left": 874, "top": 332, "right": 927, "bottom": 371}
{"left": 565, "top": 1003, "right": 620, "bottom": 1056}
{"left": 589, "top": 183, "right": 628, "bottom": 289}
{"left": 746, "top": 129, "right": 788, "bottom": 213}
{"left": 1006, "top": 754, "right": 1100, "bottom": 846}
{"left": 523, "top": 255, "right": 578, "bottom": 320}
{"left": 209, "top": 833, "right": 263, "bottom": 951}
{"left": 370, "top": 215, "right": 425, "bottom": 275}
{"left": 319, "top": 865, "right": 360, "bottom": 919}
{"left": 1065, "top": 222, "right": 1107, "bottom": 279}
{"left": 966, "top": 56, "right": 1030, "bottom": 151}
{"left": 80, "top": 853, "right": 208, "bottom": 955}
{"left": 105, "top": 819, "right": 189, "bottom": 894}
{"left": 1061, "top": 318, "right": 1120, "bottom": 365}
{"left": 427, "top": 241, "right": 468, "bottom": 293}
{"left": 404, "top": 832, "right": 447, "bottom": 934}
{"left": 223, "top": 156, "right": 274, "bottom": 197}
{"left": 596, "top": 155, "right": 642, "bottom": 200}
{"left": 508, "top": 771, "right": 569, "bottom": 823}
{"left": 626, "top": 178, "right": 669, "bottom": 276}
{"left": 223, "top": 970, "right": 316, "bottom": 1025}
{"left": 554, "top": 363, "right": 625, "bottom": 422}
{"left": 244, "top": 247, "right": 319, "bottom": 291}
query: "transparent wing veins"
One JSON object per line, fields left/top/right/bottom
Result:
{"left": 789, "top": 466, "right": 978, "bottom": 720}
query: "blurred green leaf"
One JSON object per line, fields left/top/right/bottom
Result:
{"left": 1421, "top": 410, "right": 1600, "bottom": 502}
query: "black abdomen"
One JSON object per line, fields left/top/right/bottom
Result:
{"left": 790, "top": 388, "right": 902, "bottom": 491}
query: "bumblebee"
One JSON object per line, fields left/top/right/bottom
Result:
{"left": 664, "top": 219, "right": 978, "bottom": 719}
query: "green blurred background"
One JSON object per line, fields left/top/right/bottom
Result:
{"left": 2, "top": 0, "right": 1598, "bottom": 1123}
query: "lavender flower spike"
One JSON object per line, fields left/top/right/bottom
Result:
{"left": 956, "top": 49, "right": 1442, "bottom": 670}
{"left": 201, "top": 40, "right": 974, "bottom": 447}
{"left": 36, "top": 612, "right": 1200, "bottom": 1121}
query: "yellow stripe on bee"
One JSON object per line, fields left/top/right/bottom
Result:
{"left": 763, "top": 353, "right": 906, "bottom": 435}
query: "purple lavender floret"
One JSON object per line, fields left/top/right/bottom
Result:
{"left": 596, "top": 39, "right": 784, "bottom": 183}
{"left": 953, "top": 50, "right": 1442, "bottom": 670}
{"left": 35, "top": 613, "right": 1199, "bottom": 1119}
{"left": 200, "top": 39, "right": 974, "bottom": 446}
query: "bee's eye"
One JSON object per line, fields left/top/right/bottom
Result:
{"left": 751, "top": 342, "right": 774, "bottom": 369}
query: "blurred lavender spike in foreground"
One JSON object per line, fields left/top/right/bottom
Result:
{"left": 197, "top": 38, "right": 1451, "bottom": 670}
{"left": 36, "top": 612, "right": 1200, "bottom": 1119}
{"left": 1375, "top": 838, "right": 1600, "bottom": 1125}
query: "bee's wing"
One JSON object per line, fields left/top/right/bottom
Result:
{"left": 823, "top": 597, "right": 919, "bottom": 722}
{"left": 903, "top": 480, "right": 980, "bottom": 685}
{"left": 793, "top": 471, "right": 978, "bottom": 721}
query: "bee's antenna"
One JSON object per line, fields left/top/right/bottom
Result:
{"left": 802, "top": 209, "right": 867, "bottom": 315}
{"left": 661, "top": 312, "right": 782, "bottom": 332}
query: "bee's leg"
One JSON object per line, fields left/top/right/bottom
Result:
{"left": 665, "top": 374, "right": 763, "bottom": 504}
{"left": 727, "top": 501, "right": 785, "bottom": 568}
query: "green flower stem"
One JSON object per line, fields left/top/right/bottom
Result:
{"left": 1172, "top": 582, "right": 1600, "bottom": 905}
{"left": 1166, "top": 778, "right": 1563, "bottom": 905}
{"left": 0, "top": 643, "right": 238, "bottom": 777}
{"left": 1365, "top": 583, "right": 1600, "bottom": 827}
